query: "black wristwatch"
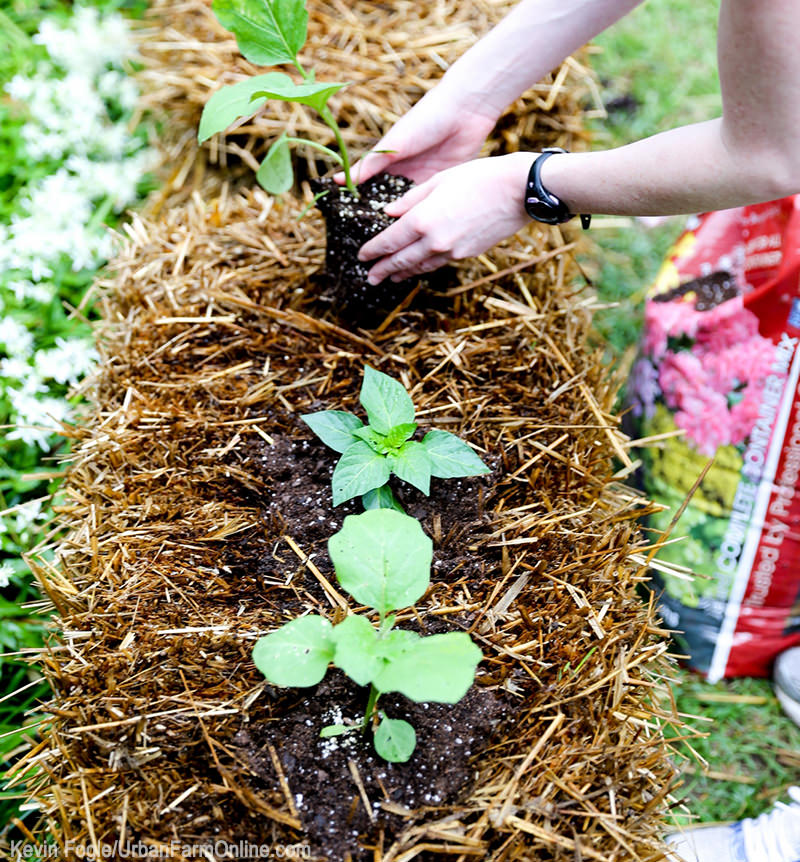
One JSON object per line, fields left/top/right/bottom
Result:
{"left": 525, "top": 147, "right": 591, "bottom": 230}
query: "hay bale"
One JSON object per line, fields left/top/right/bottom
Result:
{"left": 136, "top": 0, "right": 598, "bottom": 201}
{"left": 12, "top": 191, "right": 683, "bottom": 861}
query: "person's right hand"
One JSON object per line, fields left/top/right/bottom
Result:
{"left": 333, "top": 83, "right": 499, "bottom": 186}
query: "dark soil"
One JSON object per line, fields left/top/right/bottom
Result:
{"left": 236, "top": 674, "right": 508, "bottom": 862}
{"left": 312, "top": 173, "right": 436, "bottom": 325}
{"left": 228, "top": 417, "right": 502, "bottom": 607}
{"left": 224, "top": 419, "right": 512, "bottom": 860}
{"left": 652, "top": 269, "right": 737, "bottom": 310}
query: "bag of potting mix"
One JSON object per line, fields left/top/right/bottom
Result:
{"left": 631, "top": 195, "right": 800, "bottom": 680}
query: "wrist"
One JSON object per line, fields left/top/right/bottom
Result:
{"left": 537, "top": 152, "right": 574, "bottom": 212}
{"left": 525, "top": 150, "right": 591, "bottom": 228}
{"left": 438, "top": 67, "right": 504, "bottom": 125}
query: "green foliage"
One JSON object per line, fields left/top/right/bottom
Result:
{"left": 328, "top": 509, "right": 432, "bottom": 616}
{"left": 252, "top": 509, "right": 482, "bottom": 761}
{"left": 664, "top": 670, "right": 800, "bottom": 828}
{"left": 252, "top": 615, "right": 334, "bottom": 687}
{"left": 257, "top": 131, "right": 293, "bottom": 194}
{"left": 200, "top": 0, "right": 358, "bottom": 193}
{"left": 361, "top": 485, "right": 403, "bottom": 512}
{"left": 372, "top": 632, "right": 481, "bottom": 703}
{"left": 301, "top": 409, "right": 363, "bottom": 453}
{"left": 251, "top": 77, "right": 348, "bottom": 115}
{"left": 197, "top": 73, "right": 280, "bottom": 143}
{"left": 331, "top": 441, "right": 392, "bottom": 506}
{"left": 421, "top": 429, "right": 491, "bottom": 479}
{"left": 302, "top": 366, "right": 490, "bottom": 506}
{"left": 211, "top": 0, "right": 308, "bottom": 67}
{"left": 374, "top": 714, "right": 416, "bottom": 763}
{"left": 359, "top": 365, "right": 415, "bottom": 434}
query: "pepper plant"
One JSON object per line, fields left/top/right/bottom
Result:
{"left": 253, "top": 508, "right": 483, "bottom": 762}
{"left": 198, "top": 0, "right": 359, "bottom": 195}
{"left": 302, "top": 365, "right": 490, "bottom": 507}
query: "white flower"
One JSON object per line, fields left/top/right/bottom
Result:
{"left": 33, "top": 7, "right": 134, "bottom": 79}
{"left": 35, "top": 337, "right": 98, "bottom": 385}
{"left": 4, "top": 280, "right": 53, "bottom": 304}
{"left": 0, "top": 357, "right": 31, "bottom": 380}
{"left": 0, "top": 562, "right": 13, "bottom": 589}
{"left": 0, "top": 318, "right": 33, "bottom": 358}
{"left": 6, "top": 391, "right": 70, "bottom": 448}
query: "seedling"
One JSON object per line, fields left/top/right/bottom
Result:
{"left": 302, "top": 365, "right": 490, "bottom": 507}
{"left": 253, "top": 508, "right": 483, "bottom": 762}
{"left": 197, "top": 0, "right": 359, "bottom": 195}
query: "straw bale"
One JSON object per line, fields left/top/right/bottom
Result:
{"left": 10, "top": 190, "right": 686, "bottom": 861}
{"left": 136, "top": 0, "right": 598, "bottom": 201}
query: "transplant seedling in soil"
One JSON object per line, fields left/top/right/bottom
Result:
{"left": 302, "top": 365, "right": 490, "bottom": 507}
{"left": 198, "top": 0, "right": 359, "bottom": 194}
{"left": 196, "top": 0, "right": 433, "bottom": 321}
{"left": 252, "top": 508, "right": 483, "bottom": 762}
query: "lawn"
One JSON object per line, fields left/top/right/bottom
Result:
{"left": 589, "top": 0, "right": 800, "bottom": 828}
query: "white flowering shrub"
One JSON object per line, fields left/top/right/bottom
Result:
{"left": 0, "top": 3, "right": 153, "bottom": 619}
{"left": 1, "top": 5, "right": 153, "bottom": 453}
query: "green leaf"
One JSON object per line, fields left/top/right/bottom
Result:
{"left": 301, "top": 410, "right": 363, "bottom": 453}
{"left": 211, "top": 0, "right": 308, "bottom": 67}
{"left": 392, "top": 441, "right": 431, "bottom": 495}
{"left": 331, "top": 615, "right": 381, "bottom": 687}
{"left": 374, "top": 716, "right": 416, "bottom": 763}
{"left": 373, "top": 632, "right": 482, "bottom": 703}
{"left": 256, "top": 132, "right": 294, "bottom": 194}
{"left": 421, "top": 430, "right": 490, "bottom": 479}
{"left": 328, "top": 509, "right": 432, "bottom": 615}
{"left": 198, "top": 72, "right": 288, "bottom": 143}
{"left": 376, "top": 628, "right": 419, "bottom": 659}
{"left": 362, "top": 485, "right": 404, "bottom": 512}
{"left": 252, "top": 615, "right": 334, "bottom": 687}
{"left": 353, "top": 425, "right": 388, "bottom": 453}
{"left": 252, "top": 79, "right": 349, "bottom": 115}
{"left": 320, "top": 724, "right": 354, "bottom": 738}
{"left": 359, "top": 366, "right": 415, "bottom": 435}
{"left": 331, "top": 441, "right": 391, "bottom": 506}
{"left": 384, "top": 422, "right": 417, "bottom": 450}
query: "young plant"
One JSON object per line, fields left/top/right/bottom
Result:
{"left": 302, "top": 365, "right": 491, "bottom": 507}
{"left": 197, "top": 0, "right": 359, "bottom": 195}
{"left": 252, "top": 508, "right": 483, "bottom": 762}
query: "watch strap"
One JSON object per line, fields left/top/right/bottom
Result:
{"left": 525, "top": 148, "right": 591, "bottom": 230}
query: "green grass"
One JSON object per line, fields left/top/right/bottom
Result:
{"left": 584, "top": 0, "right": 723, "bottom": 365}
{"left": 586, "top": 0, "right": 800, "bottom": 828}
{"left": 665, "top": 674, "right": 800, "bottom": 826}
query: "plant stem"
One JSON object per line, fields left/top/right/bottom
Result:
{"left": 319, "top": 104, "right": 357, "bottom": 196}
{"left": 285, "top": 137, "right": 343, "bottom": 166}
{"left": 362, "top": 684, "right": 380, "bottom": 731}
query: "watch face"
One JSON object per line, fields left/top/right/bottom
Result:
{"left": 525, "top": 193, "right": 564, "bottom": 224}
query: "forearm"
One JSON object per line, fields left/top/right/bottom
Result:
{"left": 533, "top": 117, "right": 797, "bottom": 217}
{"left": 439, "top": 0, "right": 644, "bottom": 117}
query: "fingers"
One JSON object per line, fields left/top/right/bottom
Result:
{"left": 366, "top": 240, "right": 450, "bottom": 286}
{"left": 359, "top": 215, "right": 424, "bottom": 263}
{"left": 389, "top": 252, "right": 451, "bottom": 282}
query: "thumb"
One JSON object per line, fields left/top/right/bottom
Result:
{"left": 334, "top": 148, "right": 396, "bottom": 186}
{"left": 383, "top": 178, "right": 435, "bottom": 217}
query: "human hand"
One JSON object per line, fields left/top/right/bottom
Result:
{"left": 358, "top": 152, "right": 532, "bottom": 284}
{"left": 334, "top": 82, "right": 499, "bottom": 187}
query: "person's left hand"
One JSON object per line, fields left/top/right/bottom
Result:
{"left": 358, "top": 153, "right": 532, "bottom": 285}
